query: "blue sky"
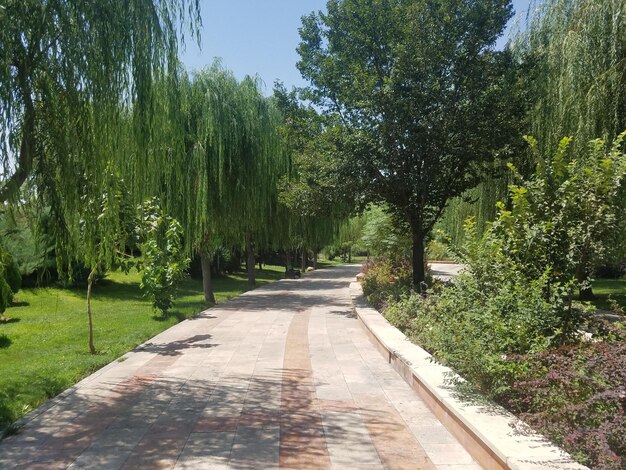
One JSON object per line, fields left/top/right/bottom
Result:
{"left": 179, "top": 0, "right": 532, "bottom": 94}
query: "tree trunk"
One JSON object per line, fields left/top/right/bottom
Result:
{"left": 411, "top": 228, "right": 426, "bottom": 290}
{"left": 348, "top": 248, "right": 352, "bottom": 263}
{"left": 0, "top": 61, "right": 35, "bottom": 203}
{"left": 201, "top": 253, "right": 216, "bottom": 303}
{"left": 86, "top": 269, "right": 97, "bottom": 355}
{"left": 301, "top": 250, "right": 307, "bottom": 272}
{"left": 576, "top": 263, "right": 595, "bottom": 300}
{"left": 246, "top": 233, "right": 256, "bottom": 287}
{"left": 313, "top": 251, "right": 318, "bottom": 269}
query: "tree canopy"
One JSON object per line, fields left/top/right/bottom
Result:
{"left": 273, "top": 83, "right": 353, "bottom": 259}
{"left": 514, "top": 0, "right": 626, "bottom": 156}
{"left": 297, "top": 0, "right": 518, "bottom": 286}
{"left": 0, "top": 0, "right": 200, "bottom": 261}
{"left": 161, "top": 65, "right": 289, "bottom": 291}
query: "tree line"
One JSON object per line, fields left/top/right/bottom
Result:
{"left": 1, "top": 0, "right": 625, "bottom": 349}
{"left": 296, "top": 0, "right": 626, "bottom": 296}
{"left": 0, "top": 0, "right": 349, "bottom": 352}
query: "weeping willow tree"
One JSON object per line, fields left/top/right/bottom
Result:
{"left": 283, "top": 213, "right": 341, "bottom": 270}
{"left": 0, "top": 1, "right": 200, "bottom": 353}
{"left": 332, "top": 216, "right": 367, "bottom": 263}
{"left": 0, "top": 0, "right": 200, "bottom": 203}
{"left": 512, "top": 0, "right": 626, "bottom": 156}
{"left": 510, "top": 0, "right": 626, "bottom": 298}
{"left": 440, "top": 0, "right": 626, "bottom": 248}
{"left": 436, "top": 176, "right": 509, "bottom": 247}
{"left": 169, "top": 64, "right": 288, "bottom": 297}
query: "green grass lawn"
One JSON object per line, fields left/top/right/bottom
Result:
{"left": 315, "top": 255, "right": 367, "bottom": 269}
{"left": 0, "top": 265, "right": 285, "bottom": 430}
{"left": 589, "top": 278, "right": 626, "bottom": 312}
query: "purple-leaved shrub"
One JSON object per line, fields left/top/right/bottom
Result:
{"left": 506, "top": 321, "right": 626, "bottom": 469}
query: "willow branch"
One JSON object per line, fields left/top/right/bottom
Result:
{"left": 0, "top": 58, "right": 35, "bottom": 203}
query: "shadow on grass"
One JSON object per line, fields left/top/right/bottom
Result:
{"left": 151, "top": 310, "right": 194, "bottom": 323}
{"left": 91, "top": 271, "right": 282, "bottom": 302}
{"left": 89, "top": 278, "right": 145, "bottom": 301}
{"left": 0, "top": 317, "right": 19, "bottom": 325}
{"left": 0, "top": 374, "right": 69, "bottom": 433}
{"left": 61, "top": 265, "right": 288, "bottom": 310}
{"left": 9, "top": 301, "right": 29, "bottom": 308}
{"left": 0, "top": 335, "right": 11, "bottom": 349}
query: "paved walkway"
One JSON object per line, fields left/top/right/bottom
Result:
{"left": 429, "top": 263, "right": 463, "bottom": 282}
{"left": 0, "top": 265, "right": 480, "bottom": 469}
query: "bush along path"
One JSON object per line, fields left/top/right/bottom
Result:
{"left": 365, "top": 260, "right": 624, "bottom": 469}
{"left": 363, "top": 257, "right": 625, "bottom": 468}
{"left": 361, "top": 133, "right": 626, "bottom": 469}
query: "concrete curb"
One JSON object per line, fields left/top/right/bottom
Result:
{"left": 349, "top": 281, "right": 587, "bottom": 470}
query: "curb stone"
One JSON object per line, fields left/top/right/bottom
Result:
{"left": 349, "top": 281, "right": 587, "bottom": 470}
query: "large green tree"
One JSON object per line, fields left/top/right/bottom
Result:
{"left": 170, "top": 65, "right": 287, "bottom": 295}
{"left": 297, "top": 0, "right": 519, "bottom": 287}
{"left": 0, "top": 1, "right": 199, "bottom": 352}
{"left": 0, "top": 0, "right": 200, "bottom": 203}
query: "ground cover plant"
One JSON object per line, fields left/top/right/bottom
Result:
{"left": 505, "top": 322, "right": 626, "bottom": 469}
{"left": 0, "top": 265, "right": 284, "bottom": 431}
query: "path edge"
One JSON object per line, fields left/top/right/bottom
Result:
{"left": 348, "top": 281, "right": 587, "bottom": 470}
{"left": 4, "top": 276, "right": 298, "bottom": 436}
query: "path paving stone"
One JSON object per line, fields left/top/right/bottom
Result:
{"left": 0, "top": 265, "right": 480, "bottom": 469}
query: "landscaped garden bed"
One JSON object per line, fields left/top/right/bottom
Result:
{"left": 361, "top": 256, "right": 625, "bottom": 469}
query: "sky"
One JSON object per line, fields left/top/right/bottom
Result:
{"left": 179, "top": 0, "right": 533, "bottom": 95}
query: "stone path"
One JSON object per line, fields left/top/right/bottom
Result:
{"left": 0, "top": 265, "right": 480, "bottom": 469}
{"left": 429, "top": 263, "right": 463, "bottom": 282}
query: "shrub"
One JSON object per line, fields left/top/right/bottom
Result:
{"left": 505, "top": 322, "right": 626, "bottom": 470}
{"left": 385, "top": 266, "right": 580, "bottom": 397}
{"left": 496, "top": 134, "right": 626, "bottom": 298}
{"left": 0, "top": 248, "right": 21, "bottom": 311}
{"left": 0, "top": 277, "right": 11, "bottom": 314}
{"left": 382, "top": 216, "right": 594, "bottom": 397}
{"left": 138, "top": 200, "right": 189, "bottom": 315}
{"left": 361, "top": 259, "right": 412, "bottom": 311}
{"left": 359, "top": 205, "right": 411, "bottom": 263}
{"left": 426, "top": 240, "right": 450, "bottom": 261}
{"left": 4, "top": 259, "right": 21, "bottom": 296}
{"left": 594, "top": 262, "right": 625, "bottom": 279}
